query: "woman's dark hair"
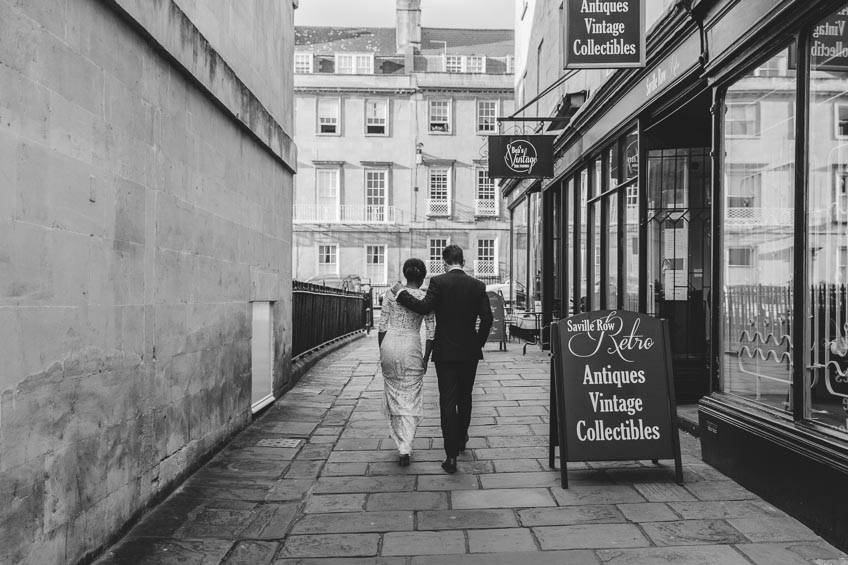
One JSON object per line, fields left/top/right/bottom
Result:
{"left": 403, "top": 258, "right": 427, "bottom": 285}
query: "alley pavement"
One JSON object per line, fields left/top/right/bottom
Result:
{"left": 97, "top": 334, "right": 848, "bottom": 564}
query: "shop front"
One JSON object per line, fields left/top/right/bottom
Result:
{"left": 505, "top": 0, "right": 848, "bottom": 550}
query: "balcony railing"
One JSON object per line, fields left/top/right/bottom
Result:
{"left": 427, "top": 199, "right": 451, "bottom": 217}
{"left": 428, "top": 259, "right": 445, "bottom": 276}
{"left": 725, "top": 207, "right": 794, "bottom": 226}
{"left": 474, "top": 259, "right": 497, "bottom": 277}
{"left": 474, "top": 198, "right": 498, "bottom": 217}
{"left": 294, "top": 205, "right": 400, "bottom": 224}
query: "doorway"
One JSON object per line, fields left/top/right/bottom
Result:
{"left": 643, "top": 90, "right": 712, "bottom": 403}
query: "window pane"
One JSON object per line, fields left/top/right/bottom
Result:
{"left": 477, "top": 100, "right": 498, "bottom": 132}
{"left": 809, "top": 7, "right": 848, "bottom": 432}
{"left": 429, "top": 238, "right": 448, "bottom": 275}
{"left": 566, "top": 178, "right": 575, "bottom": 314}
{"left": 607, "top": 192, "right": 619, "bottom": 308}
{"left": 365, "top": 171, "right": 386, "bottom": 222}
{"left": 429, "top": 100, "right": 450, "bottom": 132}
{"left": 720, "top": 46, "right": 796, "bottom": 412}
{"left": 579, "top": 169, "right": 588, "bottom": 311}
{"left": 366, "top": 100, "right": 387, "bottom": 135}
{"left": 513, "top": 201, "right": 528, "bottom": 310}
{"left": 318, "top": 99, "right": 338, "bottom": 133}
{"left": 624, "top": 182, "right": 639, "bottom": 311}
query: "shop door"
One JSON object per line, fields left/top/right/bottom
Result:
{"left": 646, "top": 148, "right": 711, "bottom": 402}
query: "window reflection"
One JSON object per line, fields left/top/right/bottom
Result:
{"left": 808, "top": 3, "right": 848, "bottom": 432}
{"left": 720, "top": 46, "right": 796, "bottom": 412}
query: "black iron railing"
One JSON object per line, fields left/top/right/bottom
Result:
{"left": 292, "top": 281, "right": 368, "bottom": 359}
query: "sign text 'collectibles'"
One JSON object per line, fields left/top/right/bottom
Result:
{"left": 557, "top": 311, "right": 675, "bottom": 461}
{"left": 811, "top": 7, "right": 848, "bottom": 71}
{"left": 563, "top": 0, "right": 645, "bottom": 69}
{"left": 488, "top": 135, "right": 554, "bottom": 179}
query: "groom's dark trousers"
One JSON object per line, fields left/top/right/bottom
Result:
{"left": 397, "top": 269, "right": 493, "bottom": 458}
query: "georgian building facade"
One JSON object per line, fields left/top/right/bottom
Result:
{"left": 293, "top": 1, "right": 514, "bottom": 295}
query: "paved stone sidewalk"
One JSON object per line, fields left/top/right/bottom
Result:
{"left": 97, "top": 334, "right": 848, "bottom": 564}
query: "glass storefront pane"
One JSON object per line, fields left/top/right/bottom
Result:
{"left": 552, "top": 188, "right": 563, "bottom": 319}
{"left": 720, "top": 47, "right": 796, "bottom": 412}
{"left": 529, "top": 192, "right": 542, "bottom": 311}
{"left": 579, "top": 169, "right": 588, "bottom": 311}
{"left": 512, "top": 200, "right": 528, "bottom": 310}
{"left": 567, "top": 178, "right": 576, "bottom": 314}
{"left": 809, "top": 7, "right": 848, "bottom": 432}
{"left": 608, "top": 192, "right": 619, "bottom": 308}
{"left": 624, "top": 182, "right": 639, "bottom": 311}
{"left": 623, "top": 129, "right": 638, "bottom": 181}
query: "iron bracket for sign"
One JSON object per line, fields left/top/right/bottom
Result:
{"left": 496, "top": 117, "right": 566, "bottom": 122}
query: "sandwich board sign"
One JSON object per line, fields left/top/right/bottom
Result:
{"left": 549, "top": 310, "right": 682, "bottom": 487}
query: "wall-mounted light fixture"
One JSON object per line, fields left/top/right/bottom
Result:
{"left": 415, "top": 142, "right": 424, "bottom": 166}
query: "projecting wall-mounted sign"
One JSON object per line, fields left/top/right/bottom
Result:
{"left": 562, "top": 0, "right": 646, "bottom": 69}
{"left": 488, "top": 135, "right": 554, "bottom": 179}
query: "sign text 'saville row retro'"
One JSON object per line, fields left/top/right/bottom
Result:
{"left": 549, "top": 310, "right": 682, "bottom": 487}
{"left": 562, "top": 0, "right": 646, "bottom": 69}
{"left": 487, "top": 135, "right": 554, "bottom": 179}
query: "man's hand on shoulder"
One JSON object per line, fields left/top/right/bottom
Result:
{"left": 390, "top": 281, "right": 404, "bottom": 295}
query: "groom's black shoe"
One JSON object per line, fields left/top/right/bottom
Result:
{"left": 441, "top": 457, "right": 457, "bottom": 474}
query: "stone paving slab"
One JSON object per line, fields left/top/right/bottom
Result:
{"left": 95, "top": 335, "right": 848, "bottom": 564}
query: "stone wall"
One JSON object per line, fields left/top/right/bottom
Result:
{"left": 0, "top": 0, "right": 296, "bottom": 563}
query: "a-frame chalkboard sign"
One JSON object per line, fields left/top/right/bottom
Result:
{"left": 548, "top": 311, "right": 683, "bottom": 488}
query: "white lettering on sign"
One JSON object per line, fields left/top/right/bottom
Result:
{"left": 576, "top": 419, "right": 661, "bottom": 441}
{"left": 504, "top": 139, "right": 539, "bottom": 175}
{"left": 580, "top": 0, "right": 630, "bottom": 15}
{"left": 566, "top": 311, "right": 655, "bottom": 363}
{"left": 646, "top": 55, "right": 681, "bottom": 97}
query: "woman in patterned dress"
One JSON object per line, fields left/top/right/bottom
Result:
{"left": 378, "top": 258, "right": 435, "bottom": 466}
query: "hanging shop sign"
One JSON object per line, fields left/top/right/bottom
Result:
{"left": 562, "top": 0, "right": 646, "bottom": 69}
{"left": 548, "top": 310, "right": 682, "bottom": 487}
{"left": 488, "top": 135, "right": 554, "bottom": 178}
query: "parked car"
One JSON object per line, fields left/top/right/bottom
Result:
{"left": 304, "top": 274, "right": 364, "bottom": 293}
{"left": 486, "top": 279, "right": 527, "bottom": 308}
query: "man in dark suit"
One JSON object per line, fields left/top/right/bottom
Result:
{"left": 392, "top": 245, "right": 493, "bottom": 473}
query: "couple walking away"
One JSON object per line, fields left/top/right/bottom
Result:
{"left": 377, "top": 245, "right": 493, "bottom": 473}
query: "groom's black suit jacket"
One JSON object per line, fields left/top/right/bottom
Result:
{"left": 397, "top": 269, "right": 493, "bottom": 363}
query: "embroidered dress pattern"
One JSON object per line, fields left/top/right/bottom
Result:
{"left": 378, "top": 289, "right": 436, "bottom": 455}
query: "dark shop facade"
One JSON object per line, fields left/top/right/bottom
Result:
{"left": 504, "top": 0, "right": 848, "bottom": 549}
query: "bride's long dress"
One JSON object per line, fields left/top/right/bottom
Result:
{"left": 378, "top": 288, "right": 436, "bottom": 456}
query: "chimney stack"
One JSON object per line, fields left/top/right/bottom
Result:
{"left": 396, "top": 0, "right": 422, "bottom": 55}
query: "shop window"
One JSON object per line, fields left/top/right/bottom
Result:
{"left": 808, "top": 8, "right": 848, "bottom": 433}
{"left": 365, "top": 170, "right": 387, "bottom": 222}
{"left": 835, "top": 104, "right": 848, "bottom": 139}
{"left": 429, "top": 238, "right": 448, "bottom": 275}
{"left": 835, "top": 168, "right": 848, "bottom": 224}
{"left": 720, "top": 46, "right": 795, "bottom": 413}
{"left": 317, "top": 98, "right": 340, "bottom": 134}
{"left": 294, "top": 52, "right": 313, "bottom": 74}
{"left": 728, "top": 247, "right": 754, "bottom": 267}
{"left": 429, "top": 99, "right": 451, "bottom": 133}
{"left": 366, "top": 245, "right": 387, "bottom": 284}
{"left": 365, "top": 99, "right": 388, "bottom": 135}
{"left": 335, "top": 53, "right": 373, "bottom": 74}
{"left": 477, "top": 100, "right": 498, "bottom": 133}
{"left": 318, "top": 244, "right": 338, "bottom": 275}
{"left": 427, "top": 167, "right": 451, "bottom": 216}
{"left": 726, "top": 101, "right": 761, "bottom": 137}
